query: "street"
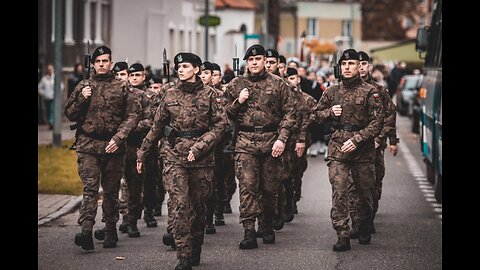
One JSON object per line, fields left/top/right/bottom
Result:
{"left": 38, "top": 115, "right": 442, "bottom": 270}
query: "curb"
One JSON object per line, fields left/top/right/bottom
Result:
{"left": 38, "top": 196, "right": 82, "bottom": 226}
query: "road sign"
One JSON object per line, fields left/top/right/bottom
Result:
{"left": 198, "top": 15, "right": 221, "bottom": 27}
{"left": 244, "top": 33, "right": 261, "bottom": 39}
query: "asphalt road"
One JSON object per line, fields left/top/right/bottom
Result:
{"left": 38, "top": 115, "right": 442, "bottom": 270}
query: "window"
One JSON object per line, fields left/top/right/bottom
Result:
{"left": 342, "top": 20, "right": 352, "bottom": 37}
{"left": 307, "top": 18, "right": 317, "bottom": 37}
{"left": 179, "top": 30, "right": 185, "bottom": 51}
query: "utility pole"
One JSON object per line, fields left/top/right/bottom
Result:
{"left": 205, "top": 0, "right": 209, "bottom": 61}
{"left": 53, "top": 0, "right": 63, "bottom": 147}
{"left": 264, "top": 0, "right": 269, "bottom": 48}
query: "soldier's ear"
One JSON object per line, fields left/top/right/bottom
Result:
{"left": 194, "top": 66, "right": 200, "bottom": 75}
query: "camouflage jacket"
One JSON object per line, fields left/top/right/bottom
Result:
{"left": 311, "top": 74, "right": 385, "bottom": 162}
{"left": 365, "top": 75, "right": 398, "bottom": 147}
{"left": 137, "top": 76, "right": 227, "bottom": 167}
{"left": 64, "top": 71, "right": 141, "bottom": 154}
{"left": 300, "top": 91, "right": 317, "bottom": 148}
{"left": 224, "top": 69, "right": 296, "bottom": 155}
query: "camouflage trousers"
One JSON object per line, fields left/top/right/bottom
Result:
{"left": 224, "top": 152, "right": 237, "bottom": 205}
{"left": 349, "top": 147, "right": 385, "bottom": 226}
{"left": 163, "top": 163, "right": 214, "bottom": 259}
{"left": 143, "top": 151, "right": 164, "bottom": 211}
{"left": 206, "top": 148, "right": 229, "bottom": 223}
{"left": 76, "top": 152, "right": 124, "bottom": 232}
{"left": 119, "top": 177, "right": 129, "bottom": 215}
{"left": 234, "top": 152, "right": 282, "bottom": 230}
{"left": 292, "top": 149, "right": 308, "bottom": 202}
{"left": 124, "top": 154, "right": 145, "bottom": 224}
{"left": 328, "top": 160, "right": 375, "bottom": 238}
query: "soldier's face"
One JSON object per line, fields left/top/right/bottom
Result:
{"left": 211, "top": 70, "right": 221, "bottom": 85}
{"left": 93, "top": 54, "right": 112, "bottom": 75}
{"left": 340, "top": 60, "right": 360, "bottom": 79}
{"left": 115, "top": 70, "right": 128, "bottom": 81}
{"left": 128, "top": 72, "right": 145, "bottom": 86}
{"left": 201, "top": 70, "right": 212, "bottom": 84}
{"left": 278, "top": 63, "right": 286, "bottom": 76}
{"left": 359, "top": 61, "right": 371, "bottom": 78}
{"left": 149, "top": 83, "right": 162, "bottom": 94}
{"left": 287, "top": 75, "right": 300, "bottom": 87}
{"left": 177, "top": 63, "right": 198, "bottom": 82}
{"left": 265, "top": 57, "right": 278, "bottom": 73}
{"left": 247, "top": 55, "right": 265, "bottom": 75}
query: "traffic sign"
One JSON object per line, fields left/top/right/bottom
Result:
{"left": 198, "top": 15, "right": 221, "bottom": 27}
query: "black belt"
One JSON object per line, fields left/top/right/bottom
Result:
{"left": 79, "top": 130, "right": 115, "bottom": 141}
{"left": 333, "top": 124, "right": 364, "bottom": 132}
{"left": 174, "top": 129, "right": 208, "bottom": 138}
{"left": 238, "top": 124, "right": 278, "bottom": 133}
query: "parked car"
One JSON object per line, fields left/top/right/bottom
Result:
{"left": 395, "top": 74, "right": 424, "bottom": 116}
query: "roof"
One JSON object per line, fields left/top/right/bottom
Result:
{"left": 215, "top": 0, "right": 257, "bottom": 10}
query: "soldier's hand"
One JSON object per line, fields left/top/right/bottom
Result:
{"left": 238, "top": 88, "right": 249, "bottom": 104}
{"left": 105, "top": 139, "right": 119, "bottom": 153}
{"left": 271, "top": 140, "right": 285, "bottom": 157}
{"left": 295, "top": 142, "right": 305, "bottom": 157}
{"left": 389, "top": 144, "right": 398, "bottom": 156}
{"left": 375, "top": 141, "right": 380, "bottom": 149}
{"left": 187, "top": 150, "right": 196, "bottom": 162}
{"left": 331, "top": 105, "right": 342, "bottom": 117}
{"left": 136, "top": 161, "right": 143, "bottom": 174}
{"left": 82, "top": 86, "right": 92, "bottom": 99}
{"left": 341, "top": 139, "right": 356, "bottom": 153}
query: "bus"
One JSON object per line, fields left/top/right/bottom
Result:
{"left": 415, "top": 0, "right": 442, "bottom": 203}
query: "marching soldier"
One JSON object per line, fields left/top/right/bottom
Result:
{"left": 65, "top": 46, "right": 141, "bottom": 250}
{"left": 136, "top": 52, "right": 227, "bottom": 269}
{"left": 310, "top": 49, "right": 384, "bottom": 251}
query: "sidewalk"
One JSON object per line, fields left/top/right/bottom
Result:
{"left": 38, "top": 121, "right": 81, "bottom": 226}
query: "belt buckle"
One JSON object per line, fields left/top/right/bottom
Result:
{"left": 254, "top": 126, "right": 264, "bottom": 133}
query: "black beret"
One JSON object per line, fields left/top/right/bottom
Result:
{"left": 91, "top": 46, "right": 111, "bottom": 63}
{"left": 286, "top": 67, "right": 298, "bottom": 77}
{"left": 201, "top": 61, "right": 215, "bottom": 71}
{"left": 174, "top": 52, "right": 202, "bottom": 70}
{"left": 148, "top": 76, "right": 163, "bottom": 85}
{"left": 112, "top": 61, "right": 128, "bottom": 72}
{"left": 338, "top": 49, "right": 359, "bottom": 64}
{"left": 358, "top": 51, "right": 370, "bottom": 62}
{"left": 212, "top": 63, "right": 221, "bottom": 72}
{"left": 243, "top": 44, "right": 266, "bottom": 60}
{"left": 265, "top": 49, "right": 279, "bottom": 59}
{"left": 278, "top": 55, "right": 286, "bottom": 64}
{"left": 128, "top": 63, "right": 144, "bottom": 74}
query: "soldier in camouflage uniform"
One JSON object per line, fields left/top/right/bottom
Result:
{"left": 277, "top": 55, "right": 287, "bottom": 78}
{"left": 310, "top": 49, "right": 384, "bottom": 251}
{"left": 224, "top": 44, "right": 296, "bottom": 249}
{"left": 65, "top": 46, "right": 141, "bottom": 250}
{"left": 136, "top": 52, "right": 227, "bottom": 270}
{"left": 285, "top": 67, "right": 317, "bottom": 219}
{"left": 348, "top": 51, "right": 399, "bottom": 238}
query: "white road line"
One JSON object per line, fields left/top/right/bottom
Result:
{"left": 398, "top": 140, "right": 442, "bottom": 221}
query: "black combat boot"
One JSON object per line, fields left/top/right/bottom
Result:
{"left": 74, "top": 230, "right": 94, "bottom": 251}
{"left": 103, "top": 230, "right": 118, "bottom": 248}
{"left": 284, "top": 197, "right": 294, "bottom": 223}
{"left": 349, "top": 226, "right": 360, "bottom": 239}
{"left": 191, "top": 247, "right": 202, "bottom": 266}
{"left": 163, "top": 232, "right": 176, "bottom": 249}
{"left": 333, "top": 237, "right": 351, "bottom": 252}
{"left": 272, "top": 215, "right": 285, "bottom": 231}
{"left": 214, "top": 211, "right": 225, "bottom": 226}
{"left": 127, "top": 222, "right": 140, "bottom": 238}
{"left": 153, "top": 206, "right": 162, "bottom": 217}
{"left": 175, "top": 257, "right": 192, "bottom": 270}
{"left": 239, "top": 229, "right": 258, "bottom": 249}
{"left": 262, "top": 229, "right": 275, "bottom": 244}
{"left": 205, "top": 222, "right": 216, "bottom": 234}
{"left": 143, "top": 209, "right": 158, "bottom": 228}
{"left": 118, "top": 217, "right": 129, "bottom": 234}
{"left": 358, "top": 233, "right": 371, "bottom": 245}
{"left": 224, "top": 203, "right": 232, "bottom": 214}
{"left": 94, "top": 227, "right": 106, "bottom": 241}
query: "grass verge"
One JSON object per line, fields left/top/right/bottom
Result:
{"left": 38, "top": 140, "right": 83, "bottom": 195}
